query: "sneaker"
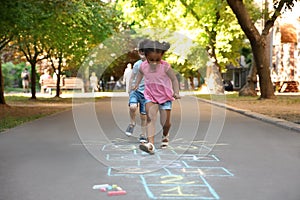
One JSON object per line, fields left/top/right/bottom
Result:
{"left": 139, "top": 142, "right": 155, "bottom": 155}
{"left": 125, "top": 124, "right": 135, "bottom": 136}
{"left": 139, "top": 135, "right": 148, "bottom": 143}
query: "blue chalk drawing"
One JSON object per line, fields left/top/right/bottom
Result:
{"left": 140, "top": 175, "right": 220, "bottom": 199}
{"left": 104, "top": 140, "right": 233, "bottom": 199}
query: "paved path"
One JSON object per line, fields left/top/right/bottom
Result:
{"left": 0, "top": 96, "right": 300, "bottom": 200}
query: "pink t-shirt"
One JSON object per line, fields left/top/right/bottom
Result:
{"left": 140, "top": 60, "right": 175, "bottom": 104}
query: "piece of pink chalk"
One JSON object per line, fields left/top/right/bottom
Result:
{"left": 100, "top": 188, "right": 106, "bottom": 192}
{"left": 107, "top": 190, "right": 127, "bottom": 196}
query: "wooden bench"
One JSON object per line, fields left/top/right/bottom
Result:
{"left": 41, "top": 77, "right": 85, "bottom": 93}
{"left": 274, "top": 81, "right": 299, "bottom": 93}
{"left": 62, "top": 77, "right": 84, "bottom": 92}
{"left": 41, "top": 79, "right": 57, "bottom": 93}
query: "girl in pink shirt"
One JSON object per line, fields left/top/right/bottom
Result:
{"left": 133, "top": 40, "right": 180, "bottom": 154}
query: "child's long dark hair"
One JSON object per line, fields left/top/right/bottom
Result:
{"left": 142, "top": 40, "right": 170, "bottom": 56}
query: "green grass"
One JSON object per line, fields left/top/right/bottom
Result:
{"left": 1, "top": 95, "right": 106, "bottom": 132}
{"left": 196, "top": 93, "right": 257, "bottom": 102}
{"left": 196, "top": 93, "right": 300, "bottom": 102}
{"left": 4, "top": 87, "right": 24, "bottom": 93}
{"left": 1, "top": 95, "right": 90, "bottom": 133}
{"left": 5, "top": 95, "right": 32, "bottom": 102}
{"left": 5, "top": 95, "right": 97, "bottom": 104}
{"left": 0, "top": 114, "right": 49, "bottom": 132}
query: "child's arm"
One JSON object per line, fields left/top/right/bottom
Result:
{"left": 132, "top": 70, "right": 144, "bottom": 91}
{"left": 128, "top": 71, "right": 135, "bottom": 93}
{"left": 166, "top": 67, "right": 180, "bottom": 99}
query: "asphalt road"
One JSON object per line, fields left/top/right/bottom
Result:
{"left": 0, "top": 96, "right": 299, "bottom": 200}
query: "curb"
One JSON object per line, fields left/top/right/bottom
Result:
{"left": 197, "top": 98, "right": 300, "bottom": 133}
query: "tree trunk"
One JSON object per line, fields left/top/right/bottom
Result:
{"left": 252, "top": 39, "right": 275, "bottom": 99}
{"left": 0, "top": 59, "right": 6, "bottom": 105}
{"left": 21, "top": 45, "right": 40, "bottom": 100}
{"left": 206, "top": 61, "right": 224, "bottom": 94}
{"left": 227, "top": 0, "right": 276, "bottom": 99}
{"left": 55, "top": 56, "right": 63, "bottom": 98}
{"left": 239, "top": 59, "right": 257, "bottom": 96}
{"left": 55, "top": 69, "right": 61, "bottom": 98}
{"left": 197, "top": 71, "right": 201, "bottom": 88}
{"left": 212, "top": 63, "right": 224, "bottom": 94}
{"left": 189, "top": 76, "right": 195, "bottom": 90}
{"left": 30, "top": 64, "right": 37, "bottom": 99}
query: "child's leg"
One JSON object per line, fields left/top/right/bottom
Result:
{"left": 140, "top": 113, "right": 147, "bottom": 137}
{"left": 145, "top": 102, "right": 159, "bottom": 145}
{"left": 159, "top": 109, "right": 171, "bottom": 137}
{"left": 128, "top": 91, "right": 139, "bottom": 126}
{"left": 22, "top": 80, "right": 25, "bottom": 91}
{"left": 129, "top": 103, "right": 137, "bottom": 125}
{"left": 159, "top": 109, "right": 171, "bottom": 148}
{"left": 139, "top": 92, "right": 147, "bottom": 140}
{"left": 125, "top": 103, "right": 137, "bottom": 136}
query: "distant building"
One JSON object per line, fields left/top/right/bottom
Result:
{"left": 222, "top": 60, "right": 250, "bottom": 91}
{"left": 222, "top": 3, "right": 300, "bottom": 92}
{"left": 271, "top": 7, "right": 300, "bottom": 92}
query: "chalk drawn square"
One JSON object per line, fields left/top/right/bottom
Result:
{"left": 101, "top": 144, "right": 137, "bottom": 152}
{"left": 179, "top": 155, "right": 220, "bottom": 166}
{"left": 158, "top": 154, "right": 218, "bottom": 162}
{"left": 141, "top": 174, "right": 207, "bottom": 184}
{"left": 167, "top": 143, "right": 212, "bottom": 154}
{"left": 139, "top": 160, "right": 185, "bottom": 169}
{"left": 140, "top": 175, "right": 219, "bottom": 199}
{"left": 107, "top": 167, "right": 168, "bottom": 176}
{"left": 106, "top": 153, "right": 144, "bottom": 161}
{"left": 157, "top": 154, "right": 194, "bottom": 161}
{"left": 167, "top": 167, "right": 234, "bottom": 177}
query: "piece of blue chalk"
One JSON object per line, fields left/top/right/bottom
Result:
{"left": 107, "top": 186, "right": 113, "bottom": 190}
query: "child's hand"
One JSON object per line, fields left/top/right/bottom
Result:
{"left": 173, "top": 93, "right": 181, "bottom": 99}
{"left": 131, "top": 85, "right": 137, "bottom": 91}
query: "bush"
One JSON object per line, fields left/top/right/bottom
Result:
{"left": 2, "top": 62, "right": 28, "bottom": 88}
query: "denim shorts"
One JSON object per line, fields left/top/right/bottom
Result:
{"left": 129, "top": 90, "right": 146, "bottom": 114}
{"left": 145, "top": 99, "right": 172, "bottom": 110}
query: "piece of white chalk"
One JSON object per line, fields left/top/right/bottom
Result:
{"left": 92, "top": 184, "right": 110, "bottom": 190}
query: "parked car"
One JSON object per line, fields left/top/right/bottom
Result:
{"left": 223, "top": 80, "right": 233, "bottom": 91}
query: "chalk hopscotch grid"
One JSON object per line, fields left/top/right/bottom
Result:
{"left": 140, "top": 175, "right": 220, "bottom": 200}
{"left": 104, "top": 140, "right": 233, "bottom": 199}
{"left": 107, "top": 166, "right": 233, "bottom": 177}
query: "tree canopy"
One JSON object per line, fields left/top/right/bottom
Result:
{"left": 0, "top": 0, "right": 124, "bottom": 101}
{"left": 115, "top": 0, "right": 256, "bottom": 92}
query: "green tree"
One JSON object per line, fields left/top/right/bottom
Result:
{"left": 116, "top": 0, "right": 249, "bottom": 93}
{"left": 226, "top": 0, "right": 297, "bottom": 99}
{"left": 43, "top": 0, "right": 122, "bottom": 97}
{"left": 2, "top": 62, "right": 27, "bottom": 88}
{"left": 0, "top": 1, "right": 23, "bottom": 104}
{"left": 15, "top": 0, "right": 53, "bottom": 99}
{"left": 80, "top": 30, "right": 139, "bottom": 86}
{"left": 1, "top": 0, "right": 124, "bottom": 100}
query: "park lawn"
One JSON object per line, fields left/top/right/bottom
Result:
{"left": 197, "top": 93, "right": 300, "bottom": 124}
{"left": 0, "top": 96, "right": 94, "bottom": 132}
